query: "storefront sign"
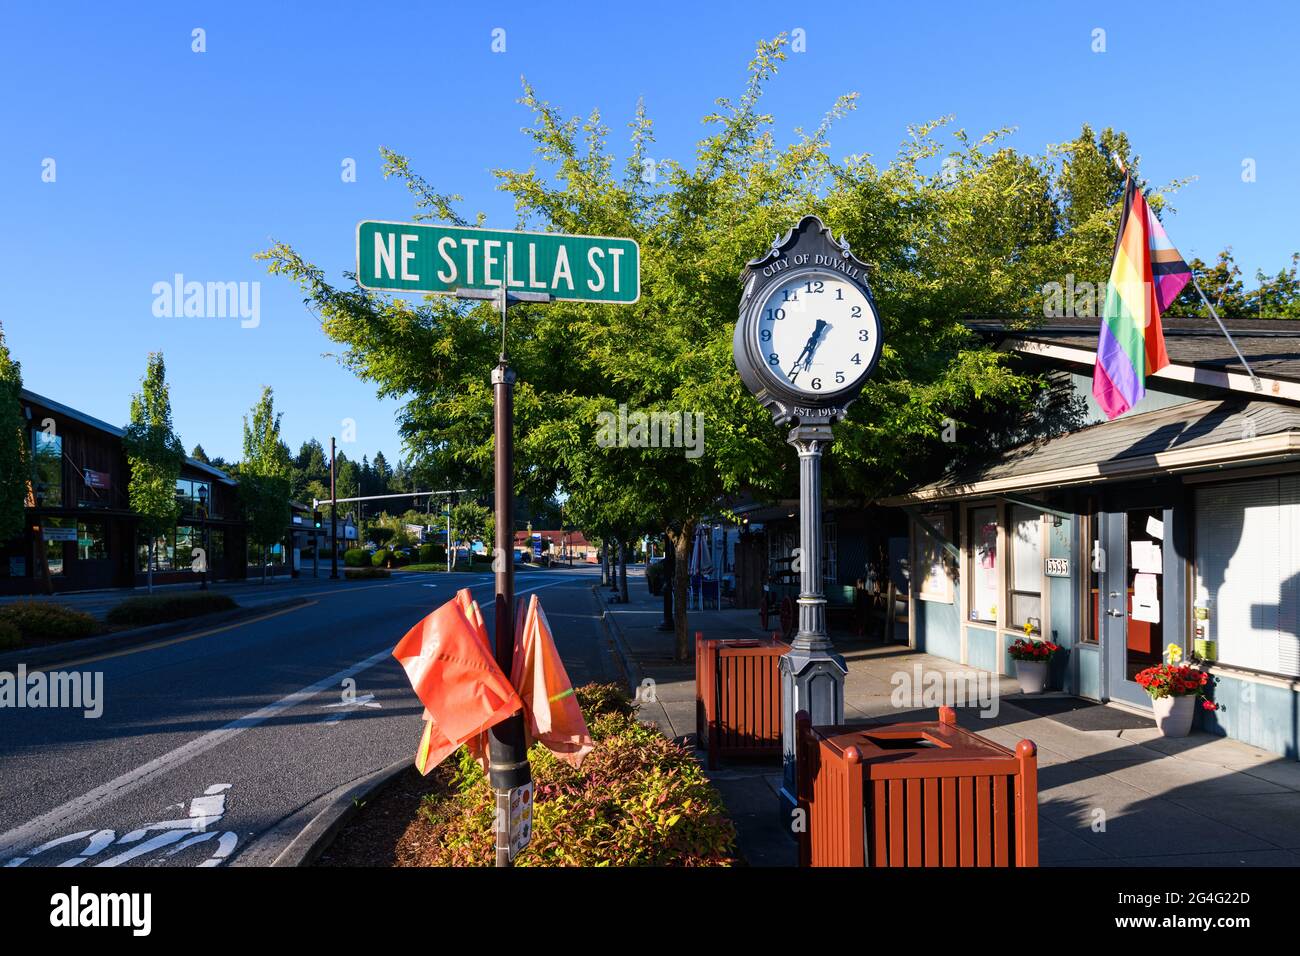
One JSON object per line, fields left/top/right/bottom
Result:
{"left": 1045, "top": 557, "right": 1070, "bottom": 577}
{"left": 42, "top": 526, "right": 78, "bottom": 542}
{"left": 83, "top": 469, "right": 110, "bottom": 490}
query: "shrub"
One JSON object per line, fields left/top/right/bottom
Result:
{"left": 0, "top": 618, "right": 19, "bottom": 650}
{"left": 105, "top": 593, "right": 237, "bottom": 628}
{"left": 344, "top": 548, "right": 368, "bottom": 568}
{"left": 345, "top": 567, "right": 390, "bottom": 580}
{"left": 415, "top": 682, "right": 735, "bottom": 866}
{"left": 418, "top": 543, "right": 445, "bottom": 564}
{"left": 372, "top": 549, "right": 392, "bottom": 569}
{"left": 0, "top": 601, "right": 98, "bottom": 644}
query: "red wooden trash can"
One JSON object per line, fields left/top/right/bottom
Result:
{"left": 694, "top": 631, "right": 786, "bottom": 770}
{"left": 796, "top": 707, "right": 1038, "bottom": 867}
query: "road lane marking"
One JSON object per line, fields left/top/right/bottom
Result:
{"left": 40, "top": 600, "right": 319, "bottom": 671}
{"left": 0, "top": 646, "right": 395, "bottom": 861}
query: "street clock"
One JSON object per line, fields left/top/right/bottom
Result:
{"left": 732, "top": 214, "right": 883, "bottom": 822}
{"left": 733, "top": 214, "right": 883, "bottom": 426}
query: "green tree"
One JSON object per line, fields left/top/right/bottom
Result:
{"left": 189, "top": 443, "right": 210, "bottom": 464}
{"left": 0, "top": 326, "right": 29, "bottom": 550}
{"left": 240, "top": 386, "right": 292, "bottom": 582}
{"left": 260, "top": 36, "right": 1152, "bottom": 660}
{"left": 123, "top": 353, "right": 186, "bottom": 593}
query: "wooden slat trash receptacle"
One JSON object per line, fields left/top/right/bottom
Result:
{"left": 694, "top": 631, "right": 787, "bottom": 770}
{"left": 796, "top": 707, "right": 1038, "bottom": 867}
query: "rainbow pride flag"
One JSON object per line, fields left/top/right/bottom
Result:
{"left": 1092, "top": 179, "right": 1192, "bottom": 419}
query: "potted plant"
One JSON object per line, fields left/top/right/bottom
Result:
{"left": 1009, "top": 630, "right": 1061, "bottom": 694}
{"left": 1135, "top": 643, "right": 1217, "bottom": 737}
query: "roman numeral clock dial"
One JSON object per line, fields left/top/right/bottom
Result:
{"left": 755, "top": 274, "right": 879, "bottom": 397}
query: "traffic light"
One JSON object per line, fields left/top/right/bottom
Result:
{"left": 312, "top": 511, "right": 323, "bottom": 529}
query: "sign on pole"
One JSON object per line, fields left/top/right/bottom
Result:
{"left": 356, "top": 221, "right": 640, "bottom": 304}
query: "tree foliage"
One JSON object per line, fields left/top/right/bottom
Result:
{"left": 240, "top": 386, "right": 292, "bottom": 564}
{"left": 260, "top": 35, "right": 1180, "bottom": 657}
{"left": 0, "top": 325, "right": 29, "bottom": 544}
{"left": 123, "top": 353, "right": 186, "bottom": 590}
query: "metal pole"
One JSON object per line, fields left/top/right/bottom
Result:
{"left": 778, "top": 425, "right": 847, "bottom": 820}
{"left": 330, "top": 437, "right": 339, "bottom": 580}
{"left": 1190, "top": 273, "right": 1263, "bottom": 391}
{"left": 446, "top": 507, "right": 451, "bottom": 572}
{"left": 488, "top": 290, "right": 530, "bottom": 868}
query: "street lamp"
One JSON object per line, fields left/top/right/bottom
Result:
{"left": 197, "top": 484, "right": 210, "bottom": 591}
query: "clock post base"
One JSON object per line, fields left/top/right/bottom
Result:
{"left": 778, "top": 645, "right": 847, "bottom": 837}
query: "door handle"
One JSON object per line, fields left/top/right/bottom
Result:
{"left": 1106, "top": 608, "right": 1124, "bottom": 618}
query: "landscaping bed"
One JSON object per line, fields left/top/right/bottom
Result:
{"left": 0, "top": 601, "right": 100, "bottom": 650}
{"left": 317, "top": 683, "right": 737, "bottom": 867}
{"left": 105, "top": 592, "right": 238, "bottom": 628}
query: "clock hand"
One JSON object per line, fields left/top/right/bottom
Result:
{"left": 787, "top": 319, "right": 830, "bottom": 382}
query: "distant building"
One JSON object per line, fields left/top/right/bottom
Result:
{"left": 3, "top": 389, "right": 248, "bottom": 593}
{"left": 513, "top": 529, "right": 597, "bottom": 562}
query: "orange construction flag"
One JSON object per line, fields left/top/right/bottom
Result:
{"left": 392, "top": 588, "right": 523, "bottom": 774}
{"left": 512, "top": 593, "right": 593, "bottom": 767}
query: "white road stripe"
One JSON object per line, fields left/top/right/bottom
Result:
{"left": 0, "top": 575, "right": 583, "bottom": 861}
{"left": 0, "top": 646, "right": 394, "bottom": 860}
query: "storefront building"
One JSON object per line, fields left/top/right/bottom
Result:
{"left": 1, "top": 389, "right": 247, "bottom": 594}
{"left": 883, "top": 317, "right": 1300, "bottom": 760}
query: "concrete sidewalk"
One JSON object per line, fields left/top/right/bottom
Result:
{"left": 598, "top": 568, "right": 1300, "bottom": 867}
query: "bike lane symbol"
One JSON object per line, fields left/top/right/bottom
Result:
{"left": 3, "top": 783, "right": 239, "bottom": 867}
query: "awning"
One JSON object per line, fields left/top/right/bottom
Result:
{"left": 881, "top": 398, "right": 1300, "bottom": 505}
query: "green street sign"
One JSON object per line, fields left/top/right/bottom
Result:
{"left": 356, "top": 221, "right": 640, "bottom": 304}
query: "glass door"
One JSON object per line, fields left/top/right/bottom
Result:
{"left": 1103, "top": 507, "right": 1169, "bottom": 707}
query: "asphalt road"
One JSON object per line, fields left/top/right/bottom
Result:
{"left": 0, "top": 566, "right": 615, "bottom": 867}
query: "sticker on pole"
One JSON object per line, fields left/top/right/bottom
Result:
{"left": 507, "top": 782, "right": 533, "bottom": 861}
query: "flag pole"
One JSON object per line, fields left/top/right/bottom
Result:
{"left": 1188, "top": 273, "right": 1263, "bottom": 392}
{"left": 1109, "top": 152, "right": 1263, "bottom": 394}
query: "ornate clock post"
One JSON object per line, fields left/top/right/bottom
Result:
{"left": 732, "top": 215, "right": 883, "bottom": 819}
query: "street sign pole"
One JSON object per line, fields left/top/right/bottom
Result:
{"left": 330, "top": 437, "right": 339, "bottom": 580}
{"left": 357, "top": 222, "right": 636, "bottom": 866}
{"left": 458, "top": 285, "right": 550, "bottom": 866}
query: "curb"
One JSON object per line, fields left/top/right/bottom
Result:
{"left": 592, "top": 585, "right": 643, "bottom": 691}
{"left": 270, "top": 756, "right": 411, "bottom": 867}
{"left": 0, "top": 597, "right": 311, "bottom": 670}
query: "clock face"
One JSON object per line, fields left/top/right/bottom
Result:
{"left": 752, "top": 271, "right": 880, "bottom": 397}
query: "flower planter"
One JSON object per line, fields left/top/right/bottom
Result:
{"left": 1014, "top": 659, "right": 1049, "bottom": 695}
{"left": 1151, "top": 694, "right": 1196, "bottom": 737}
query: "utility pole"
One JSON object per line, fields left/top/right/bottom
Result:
{"left": 330, "top": 436, "right": 339, "bottom": 580}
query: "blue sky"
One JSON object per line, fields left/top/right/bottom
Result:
{"left": 2, "top": 1, "right": 1297, "bottom": 464}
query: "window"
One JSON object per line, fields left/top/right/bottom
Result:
{"left": 968, "top": 506, "right": 998, "bottom": 623}
{"left": 43, "top": 516, "right": 71, "bottom": 576}
{"left": 1082, "top": 506, "right": 1101, "bottom": 644}
{"left": 916, "top": 511, "right": 954, "bottom": 603}
{"left": 32, "top": 431, "right": 62, "bottom": 506}
{"left": 77, "top": 521, "right": 108, "bottom": 561}
{"left": 138, "top": 533, "right": 175, "bottom": 572}
{"left": 1008, "top": 505, "right": 1043, "bottom": 632}
{"left": 1195, "top": 477, "right": 1300, "bottom": 677}
{"left": 176, "top": 526, "right": 195, "bottom": 571}
{"left": 173, "top": 478, "right": 213, "bottom": 518}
